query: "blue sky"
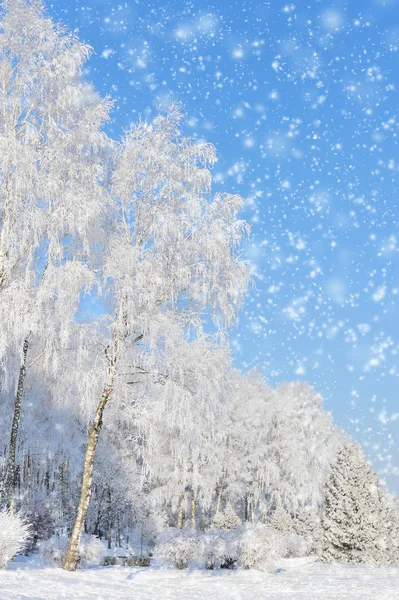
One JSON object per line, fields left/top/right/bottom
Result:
{"left": 48, "top": 0, "right": 399, "bottom": 492}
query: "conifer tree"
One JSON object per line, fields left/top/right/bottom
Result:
{"left": 265, "top": 505, "right": 295, "bottom": 533}
{"left": 212, "top": 503, "right": 242, "bottom": 531}
{"left": 293, "top": 508, "right": 322, "bottom": 555}
{"left": 321, "top": 441, "right": 398, "bottom": 564}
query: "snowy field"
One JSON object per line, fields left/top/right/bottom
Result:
{"left": 1, "top": 557, "right": 399, "bottom": 600}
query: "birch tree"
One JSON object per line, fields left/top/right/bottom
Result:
{"left": 63, "top": 106, "right": 250, "bottom": 570}
{"left": 0, "top": 0, "right": 111, "bottom": 509}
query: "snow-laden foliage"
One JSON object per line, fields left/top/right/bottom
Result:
{"left": 263, "top": 506, "right": 318, "bottom": 556}
{"left": 22, "top": 493, "right": 54, "bottom": 552}
{"left": 0, "top": 510, "right": 30, "bottom": 568}
{"left": 321, "top": 442, "right": 399, "bottom": 565}
{"left": 40, "top": 534, "right": 104, "bottom": 568}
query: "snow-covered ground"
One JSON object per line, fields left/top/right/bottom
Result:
{"left": 1, "top": 556, "right": 399, "bottom": 599}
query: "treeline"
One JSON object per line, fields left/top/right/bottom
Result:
{"left": 0, "top": 370, "right": 340, "bottom": 551}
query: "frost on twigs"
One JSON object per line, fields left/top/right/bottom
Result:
{"left": 0, "top": 510, "right": 31, "bottom": 569}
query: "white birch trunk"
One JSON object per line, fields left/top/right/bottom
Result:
{"left": 64, "top": 364, "right": 116, "bottom": 571}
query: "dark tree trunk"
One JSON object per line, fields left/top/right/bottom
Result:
{"left": 4, "top": 338, "right": 29, "bottom": 512}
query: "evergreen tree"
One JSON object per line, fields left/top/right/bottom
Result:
{"left": 293, "top": 508, "right": 322, "bottom": 555}
{"left": 321, "top": 442, "right": 398, "bottom": 564}
{"left": 212, "top": 503, "right": 242, "bottom": 531}
{"left": 265, "top": 506, "right": 295, "bottom": 533}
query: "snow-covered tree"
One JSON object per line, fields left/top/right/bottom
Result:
{"left": 321, "top": 441, "right": 399, "bottom": 565}
{"left": 212, "top": 503, "right": 242, "bottom": 531}
{"left": 0, "top": 0, "right": 111, "bottom": 510}
{"left": 265, "top": 506, "right": 295, "bottom": 533}
{"left": 293, "top": 508, "right": 322, "bottom": 555}
{"left": 262, "top": 381, "right": 341, "bottom": 512}
{"left": 63, "top": 106, "right": 250, "bottom": 570}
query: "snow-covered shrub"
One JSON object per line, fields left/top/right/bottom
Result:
{"left": 40, "top": 534, "right": 104, "bottom": 568}
{"left": 156, "top": 524, "right": 308, "bottom": 571}
{"left": 140, "top": 512, "right": 168, "bottom": 554}
{"left": 200, "top": 529, "right": 236, "bottom": 569}
{"left": 234, "top": 523, "right": 307, "bottom": 571}
{"left": 157, "top": 530, "right": 200, "bottom": 569}
{"left": 212, "top": 504, "right": 242, "bottom": 531}
{"left": 280, "top": 531, "right": 308, "bottom": 558}
{"left": 40, "top": 535, "right": 69, "bottom": 567}
{"left": 234, "top": 524, "right": 281, "bottom": 571}
{"left": 79, "top": 534, "right": 105, "bottom": 567}
{"left": 0, "top": 510, "right": 31, "bottom": 569}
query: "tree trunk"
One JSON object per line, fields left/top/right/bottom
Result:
{"left": 215, "top": 487, "right": 223, "bottom": 514}
{"left": 63, "top": 378, "right": 114, "bottom": 571}
{"left": 116, "top": 510, "right": 121, "bottom": 548}
{"left": 244, "top": 493, "right": 249, "bottom": 522}
{"left": 106, "top": 486, "right": 112, "bottom": 550}
{"left": 93, "top": 488, "right": 105, "bottom": 538}
{"left": 191, "top": 491, "right": 196, "bottom": 530}
{"left": 4, "top": 338, "right": 29, "bottom": 512}
{"left": 177, "top": 494, "right": 185, "bottom": 529}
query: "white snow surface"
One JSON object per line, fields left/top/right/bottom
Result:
{"left": 1, "top": 556, "right": 399, "bottom": 599}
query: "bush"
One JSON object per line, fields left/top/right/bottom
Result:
{"left": 155, "top": 523, "right": 308, "bottom": 572}
{"left": 40, "top": 534, "right": 104, "bottom": 568}
{"left": 0, "top": 510, "right": 31, "bottom": 569}
{"left": 200, "top": 529, "right": 236, "bottom": 569}
{"left": 79, "top": 534, "right": 104, "bottom": 567}
{"left": 157, "top": 530, "right": 200, "bottom": 569}
{"left": 234, "top": 523, "right": 307, "bottom": 571}
{"left": 280, "top": 531, "right": 308, "bottom": 558}
{"left": 40, "top": 534, "right": 69, "bottom": 567}
{"left": 234, "top": 523, "right": 280, "bottom": 571}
